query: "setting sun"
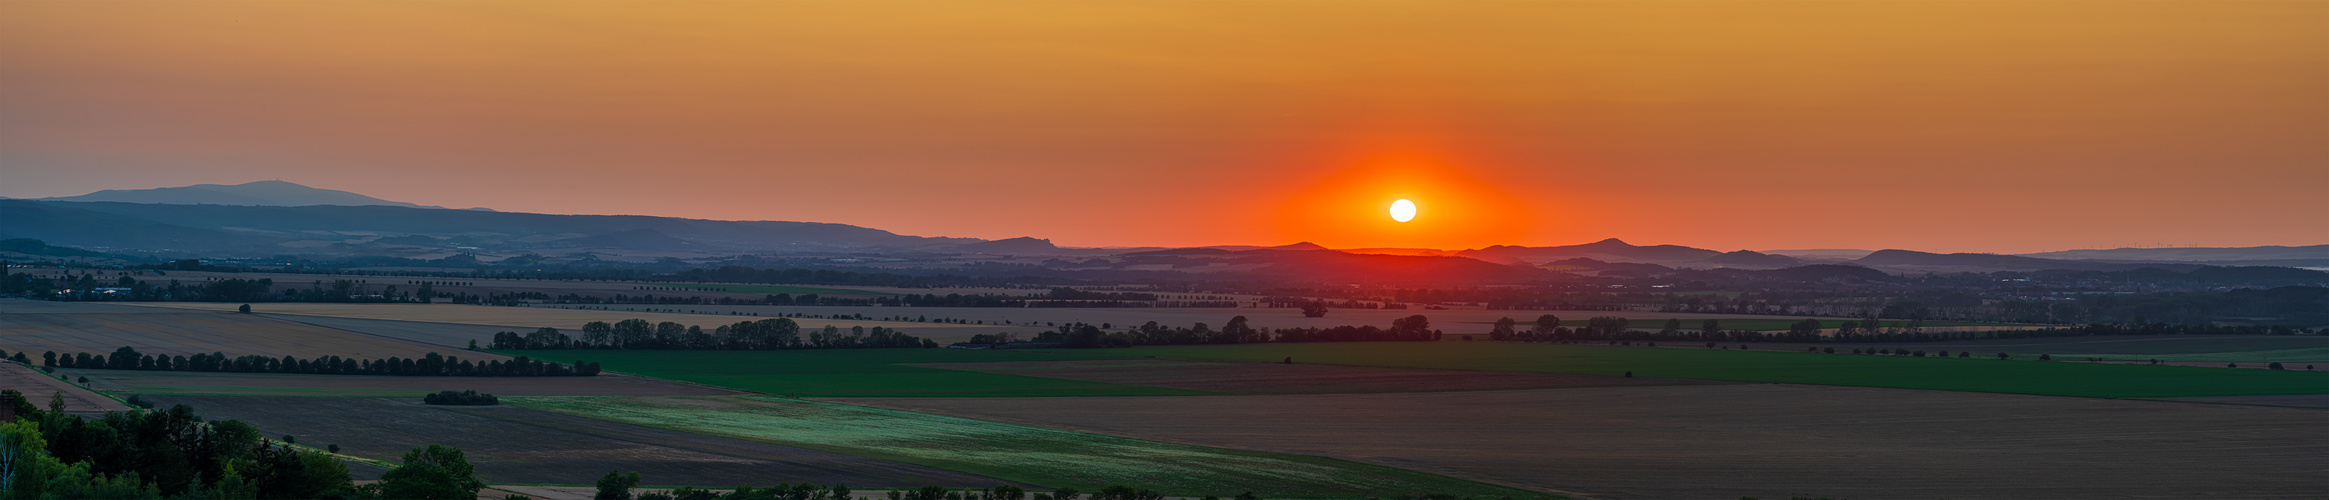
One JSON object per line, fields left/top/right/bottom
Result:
{"left": 1389, "top": 199, "right": 1417, "bottom": 222}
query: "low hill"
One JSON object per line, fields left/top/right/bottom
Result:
{"left": 36, "top": 180, "right": 449, "bottom": 209}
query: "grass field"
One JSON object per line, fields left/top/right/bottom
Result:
{"left": 493, "top": 349, "right": 1215, "bottom": 397}
{"left": 1114, "top": 342, "right": 2329, "bottom": 398}
{"left": 645, "top": 284, "right": 897, "bottom": 296}
{"left": 66, "top": 368, "right": 738, "bottom": 398}
{"left": 510, "top": 395, "right": 1548, "bottom": 498}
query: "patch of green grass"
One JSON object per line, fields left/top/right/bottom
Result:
{"left": 643, "top": 283, "right": 896, "bottom": 296}
{"left": 493, "top": 349, "right": 1213, "bottom": 397}
{"left": 509, "top": 395, "right": 1548, "bottom": 499}
{"left": 1111, "top": 342, "right": 2329, "bottom": 398}
{"left": 2051, "top": 347, "right": 2329, "bottom": 363}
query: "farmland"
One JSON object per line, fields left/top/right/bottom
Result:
{"left": 497, "top": 349, "right": 1213, "bottom": 397}
{"left": 511, "top": 395, "right": 1544, "bottom": 498}
{"left": 913, "top": 359, "right": 1710, "bottom": 395}
{"left": 0, "top": 362, "right": 129, "bottom": 412}
{"left": 144, "top": 395, "right": 1009, "bottom": 487}
{"left": 645, "top": 283, "right": 897, "bottom": 296}
{"left": 1114, "top": 342, "right": 2329, "bottom": 398}
{"left": 0, "top": 310, "right": 487, "bottom": 360}
{"left": 830, "top": 384, "right": 2329, "bottom": 499}
{"left": 124, "top": 302, "right": 944, "bottom": 333}
{"left": 62, "top": 368, "right": 737, "bottom": 398}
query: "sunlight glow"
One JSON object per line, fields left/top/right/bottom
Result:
{"left": 1389, "top": 199, "right": 1417, "bottom": 222}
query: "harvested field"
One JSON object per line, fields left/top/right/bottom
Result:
{"left": 511, "top": 395, "right": 1539, "bottom": 498}
{"left": 259, "top": 314, "right": 520, "bottom": 350}
{"left": 913, "top": 360, "right": 1709, "bottom": 395}
{"left": 0, "top": 299, "right": 189, "bottom": 314}
{"left": 829, "top": 384, "right": 2329, "bottom": 499}
{"left": 60, "top": 368, "right": 737, "bottom": 397}
{"left": 1118, "top": 342, "right": 2329, "bottom": 398}
{"left": 122, "top": 302, "right": 958, "bottom": 336}
{"left": 0, "top": 311, "right": 493, "bottom": 360}
{"left": 498, "top": 349, "right": 1213, "bottom": 398}
{"left": 0, "top": 362, "right": 128, "bottom": 412}
{"left": 142, "top": 395, "right": 1014, "bottom": 487}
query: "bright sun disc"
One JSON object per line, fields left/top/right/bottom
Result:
{"left": 1389, "top": 199, "right": 1416, "bottom": 222}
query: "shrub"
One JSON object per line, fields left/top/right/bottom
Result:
{"left": 422, "top": 390, "right": 499, "bottom": 406}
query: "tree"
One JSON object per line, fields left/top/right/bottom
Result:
{"left": 595, "top": 471, "right": 642, "bottom": 500}
{"left": 1299, "top": 301, "right": 1329, "bottom": 318}
{"left": 1659, "top": 318, "right": 1682, "bottom": 337}
{"left": 378, "top": 444, "right": 483, "bottom": 500}
{"left": 237, "top": 304, "right": 251, "bottom": 314}
{"left": 1534, "top": 315, "right": 1562, "bottom": 341}
{"left": 1489, "top": 317, "right": 1517, "bottom": 341}
{"left": 1699, "top": 319, "right": 1721, "bottom": 339}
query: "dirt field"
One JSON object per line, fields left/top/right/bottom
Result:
{"left": 0, "top": 299, "right": 190, "bottom": 314}
{"left": 829, "top": 384, "right": 2329, "bottom": 499}
{"left": 0, "top": 362, "right": 129, "bottom": 412}
{"left": 59, "top": 368, "right": 738, "bottom": 397}
{"left": 913, "top": 360, "right": 1709, "bottom": 395}
{"left": 2151, "top": 394, "right": 2329, "bottom": 409}
{"left": 258, "top": 315, "right": 521, "bottom": 350}
{"left": 143, "top": 395, "right": 1020, "bottom": 487}
{"left": 0, "top": 311, "right": 495, "bottom": 360}
{"left": 122, "top": 302, "right": 988, "bottom": 342}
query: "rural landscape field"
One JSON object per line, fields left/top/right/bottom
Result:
{"left": 4, "top": 1, "right": 2326, "bottom": 499}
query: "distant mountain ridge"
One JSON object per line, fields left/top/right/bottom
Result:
{"left": 2019, "top": 245, "right": 2329, "bottom": 262}
{"left": 35, "top": 180, "right": 469, "bottom": 209}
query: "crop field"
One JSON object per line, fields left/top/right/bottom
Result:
{"left": 644, "top": 283, "right": 897, "bottom": 296}
{"left": 494, "top": 349, "right": 1210, "bottom": 398}
{"left": 912, "top": 359, "right": 1710, "bottom": 395}
{"left": 2055, "top": 347, "right": 2329, "bottom": 364}
{"left": 1447, "top": 317, "right": 2018, "bottom": 332}
{"left": 1802, "top": 334, "right": 2329, "bottom": 356}
{"left": 258, "top": 314, "right": 518, "bottom": 350}
{"left": 144, "top": 395, "right": 1010, "bottom": 487}
{"left": 1115, "top": 342, "right": 2329, "bottom": 398}
{"left": 124, "top": 302, "right": 959, "bottom": 336}
{"left": 830, "top": 384, "right": 2329, "bottom": 499}
{"left": 0, "top": 362, "right": 129, "bottom": 412}
{"left": 61, "top": 368, "right": 739, "bottom": 397}
{"left": 0, "top": 311, "right": 485, "bottom": 360}
{"left": 574, "top": 306, "right": 1881, "bottom": 338}
{"left": 510, "top": 395, "right": 1543, "bottom": 498}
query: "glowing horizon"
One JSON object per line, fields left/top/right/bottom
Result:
{"left": 2, "top": 1, "right": 2322, "bottom": 253}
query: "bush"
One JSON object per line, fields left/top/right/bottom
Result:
{"left": 422, "top": 390, "right": 499, "bottom": 406}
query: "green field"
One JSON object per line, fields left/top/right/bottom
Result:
{"left": 1113, "top": 342, "right": 2329, "bottom": 398}
{"left": 644, "top": 283, "right": 896, "bottom": 296}
{"left": 493, "top": 349, "right": 1212, "bottom": 397}
{"left": 1450, "top": 317, "right": 2017, "bottom": 331}
{"left": 509, "top": 395, "right": 1547, "bottom": 498}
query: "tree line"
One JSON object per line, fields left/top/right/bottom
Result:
{"left": 29, "top": 346, "right": 601, "bottom": 377}
{"left": 488, "top": 319, "right": 936, "bottom": 351}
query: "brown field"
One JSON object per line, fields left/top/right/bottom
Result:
{"left": 0, "top": 311, "right": 494, "bottom": 360}
{"left": 58, "top": 368, "right": 738, "bottom": 398}
{"left": 829, "top": 384, "right": 2329, "bottom": 499}
{"left": 1776, "top": 334, "right": 2329, "bottom": 356}
{"left": 2151, "top": 394, "right": 2329, "bottom": 409}
{"left": 257, "top": 314, "right": 523, "bottom": 350}
{"left": 0, "top": 362, "right": 128, "bottom": 412}
{"left": 0, "top": 299, "right": 191, "bottom": 314}
{"left": 913, "top": 359, "right": 1710, "bottom": 395}
{"left": 144, "top": 395, "right": 1017, "bottom": 487}
{"left": 121, "top": 302, "right": 984, "bottom": 341}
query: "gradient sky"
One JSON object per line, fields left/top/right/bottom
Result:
{"left": 3, "top": 1, "right": 2323, "bottom": 253}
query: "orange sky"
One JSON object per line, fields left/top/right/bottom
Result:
{"left": 2, "top": 1, "right": 2323, "bottom": 253}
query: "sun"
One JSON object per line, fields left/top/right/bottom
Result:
{"left": 1389, "top": 199, "right": 1417, "bottom": 222}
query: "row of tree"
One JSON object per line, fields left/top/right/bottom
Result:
{"left": 488, "top": 319, "right": 936, "bottom": 351}
{"left": 34, "top": 347, "right": 601, "bottom": 377}
{"left": 421, "top": 390, "right": 499, "bottom": 406}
